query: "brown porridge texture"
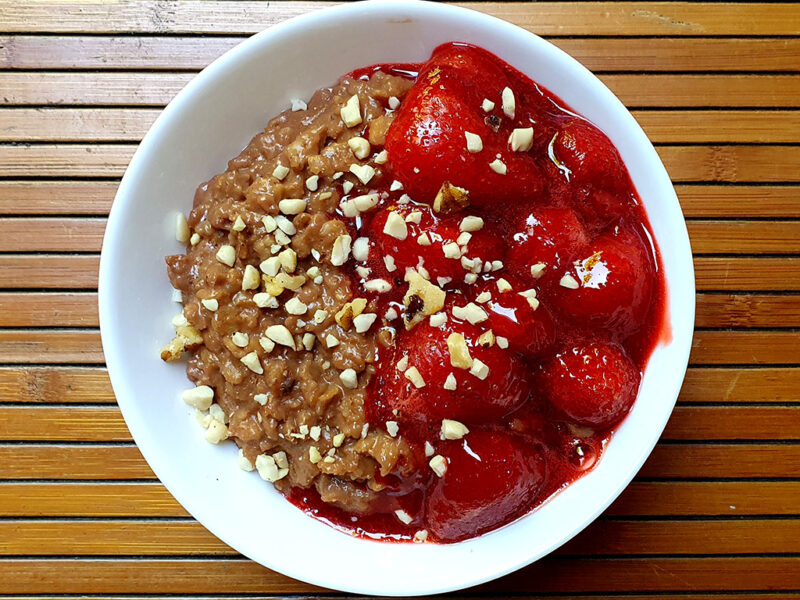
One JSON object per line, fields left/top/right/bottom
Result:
{"left": 163, "top": 72, "right": 415, "bottom": 510}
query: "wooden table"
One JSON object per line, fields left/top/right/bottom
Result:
{"left": 1, "top": 1, "right": 799, "bottom": 596}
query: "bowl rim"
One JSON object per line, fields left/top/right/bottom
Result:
{"left": 99, "top": 0, "right": 695, "bottom": 595}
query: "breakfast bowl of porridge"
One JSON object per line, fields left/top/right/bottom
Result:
{"left": 99, "top": 0, "right": 694, "bottom": 594}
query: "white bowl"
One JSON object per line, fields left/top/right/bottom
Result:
{"left": 99, "top": 0, "right": 695, "bottom": 595}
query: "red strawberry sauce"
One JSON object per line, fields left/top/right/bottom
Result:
{"left": 289, "top": 42, "right": 668, "bottom": 543}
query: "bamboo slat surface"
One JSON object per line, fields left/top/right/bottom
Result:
{"left": 0, "top": 1, "right": 798, "bottom": 598}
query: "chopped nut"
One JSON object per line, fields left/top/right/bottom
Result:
{"left": 403, "top": 270, "right": 446, "bottom": 329}
{"left": 530, "top": 262, "right": 547, "bottom": 279}
{"left": 429, "top": 312, "right": 446, "bottom": 327}
{"left": 333, "top": 433, "right": 345, "bottom": 447}
{"left": 509, "top": 127, "right": 534, "bottom": 152}
{"left": 313, "top": 309, "right": 328, "bottom": 324}
{"left": 386, "top": 421, "right": 399, "bottom": 437}
{"left": 404, "top": 366, "right": 426, "bottom": 388}
{"left": 348, "top": 136, "right": 371, "bottom": 159}
{"left": 444, "top": 373, "right": 457, "bottom": 391}
{"left": 275, "top": 215, "right": 296, "bottom": 235}
{"left": 340, "top": 94, "right": 362, "bottom": 127}
{"left": 175, "top": 213, "right": 190, "bottom": 243}
{"left": 475, "top": 291, "right": 491, "bottom": 303}
{"left": 526, "top": 296, "right": 540, "bottom": 310}
{"left": 496, "top": 278, "right": 512, "bottom": 293}
{"left": 405, "top": 211, "right": 422, "bottom": 224}
{"left": 204, "top": 419, "right": 228, "bottom": 444}
{"left": 433, "top": 181, "right": 470, "bottom": 214}
{"left": 396, "top": 355, "right": 409, "bottom": 371}
{"left": 489, "top": 158, "right": 507, "bottom": 175}
{"left": 491, "top": 260, "right": 504, "bottom": 271}
{"left": 374, "top": 149, "right": 388, "bottom": 164}
{"left": 240, "top": 351, "right": 263, "bottom": 374}
{"left": 259, "top": 337, "right": 275, "bottom": 353}
{"left": 352, "top": 237, "right": 369, "bottom": 261}
{"left": 442, "top": 242, "right": 462, "bottom": 259}
{"left": 414, "top": 529, "right": 429, "bottom": 543}
{"left": 395, "top": 509, "right": 413, "bottom": 524}
{"left": 390, "top": 180, "right": 403, "bottom": 191}
{"left": 350, "top": 163, "right": 375, "bottom": 185}
{"left": 331, "top": 234, "right": 352, "bottom": 266}
{"left": 285, "top": 296, "right": 308, "bottom": 315}
{"left": 459, "top": 216, "right": 484, "bottom": 232}
{"left": 238, "top": 449, "right": 255, "bottom": 471}
{"left": 477, "top": 330, "right": 496, "bottom": 347}
{"left": 417, "top": 233, "right": 432, "bottom": 246}
{"left": 326, "top": 334, "right": 340, "bottom": 348}
{"left": 273, "top": 451, "right": 289, "bottom": 469}
{"left": 353, "top": 312, "right": 377, "bottom": 333}
{"left": 441, "top": 419, "right": 469, "bottom": 440}
{"left": 171, "top": 289, "right": 183, "bottom": 303}
{"left": 256, "top": 454, "right": 287, "bottom": 481}
{"left": 201, "top": 298, "right": 219, "bottom": 312}
{"left": 388, "top": 96, "right": 400, "bottom": 110}
{"left": 279, "top": 198, "right": 306, "bottom": 215}
{"left": 253, "top": 292, "right": 278, "bottom": 309}
{"left": 560, "top": 273, "right": 580, "bottom": 289}
{"left": 383, "top": 211, "right": 408, "bottom": 240}
{"left": 481, "top": 98, "right": 495, "bottom": 112}
{"left": 266, "top": 324, "right": 296, "bottom": 349}
{"left": 278, "top": 248, "right": 297, "bottom": 273}
{"left": 452, "top": 302, "right": 488, "bottom": 325}
{"left": 231, "top": 332, "right": 249, "bottom": 347}
{"left": 469, "top": 358, "right": 490, "bottom": 380}
{"left": 216, "top": 245, "right": 236, "bottom": 267}
{"left": 496, "top": 336, "right": 509, "bottom": 349}
{"left": 309, "top": 425, "right": 321, "bottom": 441}
{"left": 305, "top": 175, "right": 319, "bottom": 191}
{"left": 190, "top": 233, "right": 200, "bottom": 246}
{"left": 181, "top": 385, "right": 214, "bottom": 410}
{"left": 291, "top": 98, "right": 307, "bottom": 111}
{"left": 501, "top": 86, "right": 515, "bottom": 118}
{"left": 429, "top": 454, "right": 448, "bottom": 477}
{"left": 447, "top": 333, "right": 473, "bottom": 369}
{"left": 465, "top": 131, "right": 483, "bottom": 153}
{"left": 340, "top": 368, "right": 358, "bottom": 389}
{"left": 254, "top": 393, "right": 268, "bottom": 405}
{"left": 385, "top": 307, "right": 398, "bottom": 320}
{"left": 232, "top": 215, "right": 246, "bottom": 232}
{"left": 272, "top": 164, "right": 290, "bottom": 180}
{"left": 364, "top": 278, "right": 392, "bottom": 293}
{"left": 242, "top": 264, "right": 260, "bottom": 290}
{"left": 519, "top": 288, "right": 537, "bottom": 298}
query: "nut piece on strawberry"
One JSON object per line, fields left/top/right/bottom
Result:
{"left": 538, "top": 340, "right": 641, "bottom": 428}
{"left": 423, "top": 428, "right": 547, "bottom": 542}
{"left": 548, "top": 226, "right": 655, "bottom": 340}
{"left": 369, "top": 315, "right": 532, "bottom": 427}
{"left": 384, "top": 43, "right": 546, "bottom": 207}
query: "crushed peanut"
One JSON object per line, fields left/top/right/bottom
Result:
{"left": 441, "top": 419, "right": 469, "bottom": 440}
{"left": 447, "top": 333, "right": 473, "bottom": 369}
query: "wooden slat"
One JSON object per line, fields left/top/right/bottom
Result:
{"left": 5, "top": 72, "right": 800, "bottom": 108}
{"left": 695, "top": 294, "right": 800, "bottom": 328}
{"left": 5, "top": 144, "right": 797, "bottom": 181}
{"left": 1, "top": 441, "right": 795, "bottom": 481}
{"left": 0, "top": 330, "right": 104, "bottom": 364}
{"left": 679, "top": 367, "right": 799, "bottom": 403}
{"left": 0, "top": 367, "right": 112, "bottom": 403}
{"left": 4, "top": 35, "right": 799, "bottom": 73}
{"left": 1, "top": 518, "right": 798, "bottom": 557}
{"left": 5, "top": 108, "right": 800, "bottom": 143}
{"left": 676, "top": 185, "right": 800, "bottom": 219}
{"left": 0, "top": 255, "right": 99, "bottom": 289}
{"left": 1, "top": 405, "right": 794, "bottom": 442}
{"left": 640, "top": 443, "right": 800, "bottom": 479}
{"left": 0, "top": 218, "right": 105, "bottom": 252}
{"left": 0, "top": 292, "right": 98, "bottom": 327}
{"left": 663, "top": 406, "right": 800, "bottom": 441}
{"left": 690, "top": 330, "right": 800, "bottom": 365}
{"left": 4, "top": 292, "right": 799, "bottom": 329}
{"left": 3, "top": 481, "right": 798, "bottom": 518}
{"left": 0, "top": 181, "right": 118, "bottom": 216}
{"left": 694, "top": 257, "right": 800, "bottom": 291}
{"left": 3, "top": 217, "right": 799, "bottom": 255}
{"left": 2, "top": 2, "right": 799, "bottom": 36}
{"left": 3, "top": 557, "right": 800, "bottom": 594}
{"left": 686, "top": 221, "right": 800, "bottom": 255}
{"left": 0, "top": 444, "right": 155, "bottom": 479}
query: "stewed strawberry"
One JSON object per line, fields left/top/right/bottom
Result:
{"left": 537, "top": 340, "right": 641, "bottom": 428}
{"left": 424, "top": 428, "right": 547, "bottom": 542}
